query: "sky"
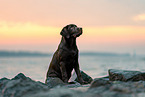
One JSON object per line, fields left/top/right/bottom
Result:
{"left": 0, "top": 0, "right": 145, "bottom": 55}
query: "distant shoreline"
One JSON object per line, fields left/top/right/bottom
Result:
{"left": 80, "top": 52, "right": 130, "bottom": 57}
{"left": 0, "top": 50, "right": 132, "bottom": 57}
{"left": 0, "top": 51, "right": 51, "bottom": 57}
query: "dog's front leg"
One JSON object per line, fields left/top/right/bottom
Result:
{"left": 60, "top": 62, "right": 68, "bottom": 83}
{"left": 74, "top": 63, "right": 87, "bottom": 84}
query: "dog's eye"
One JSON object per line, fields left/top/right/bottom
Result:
{"left": 70, "top": 28, "right": 74, "bottom": 33}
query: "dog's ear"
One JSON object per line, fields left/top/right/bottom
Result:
{"left": 60, "top": 27, "right": 70, "bottom": 38}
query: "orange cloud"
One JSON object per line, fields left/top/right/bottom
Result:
{"left": 0, "top": 21, "right": 61, "bottom": 36}
{"left": 0, "top": 21, "right": 145, "bottom": 47}
{"left": 0, "top": 21, "right": 61, "bottom": 44}
{"left": 132, "top": 13, "right": 145, "bottom": 21}
{"left": 79, "top": 26, "right": 145, "bottom": 45}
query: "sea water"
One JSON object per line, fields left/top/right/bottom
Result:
{"left": 0, "top": 53, "right": 145, "bottom": 82}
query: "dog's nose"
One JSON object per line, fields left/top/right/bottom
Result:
{"left": 78, "top": 27, "right": 82, "bottom": 33}
{"left": 78, "top": 27, "right": 82, "bottom": 30}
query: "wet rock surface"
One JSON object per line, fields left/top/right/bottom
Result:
{"left": 0, "top": 73, "right": 50, "bottom": 97}
{"left": 109, "top": 69, "right": 145, "bottom": 81}
{"left": 1, "top": 69, "right": 145, "bottom": 97}
{"left": 88, "top": 81, "right": 145, "bottom": 97}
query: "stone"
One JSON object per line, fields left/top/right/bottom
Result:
{"left": 2, "top": 70, "right": 145, "bottom": 97}
{"left": 109, "top": 69, "right": 145, "bottom": 81}
{"left": 66, "top": 81, "right": 82, "bottom": 88}
{"left": 90, "top": 77, "right": 111, "bottom": 88}
{"left": 11, "top": 73, "right": 31, "bottom": 80}
{"left": 0, "top": 73, "right": 50, "bottom": 97}
{"left": 28, "top": 87, "right": 85, "bottom": 97}
{"left": 45, "top": 77, "right": 66, "bottom": 88}
{"left": 88, "top": 81, "right": 145, "bottom": 97}
{"left": 70, "top": 70, "right": 93, "bottom": 84}
{"left": 0, "top": 77, "right": 10, "bottom": 96}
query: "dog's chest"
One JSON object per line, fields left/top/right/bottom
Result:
{"left": 66, "top": 51, "right": 77, "bottom": 64}
{"left": 60, "top": 49, "right": 78, "bottom": 63}
{"left": 68, "top": 50, "right": 77, "bottom": 57}
{"left": 66, "top": 49, "right": 77, "bottom": 58}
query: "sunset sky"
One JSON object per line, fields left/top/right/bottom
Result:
{"left": 0, "top": 0, "right": 145, "bottom": 55}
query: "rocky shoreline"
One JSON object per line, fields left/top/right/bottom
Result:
{"left": 1, "top": 69, "right": 145, "bottom": 97}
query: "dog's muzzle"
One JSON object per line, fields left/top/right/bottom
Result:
{"left": 73, "top": 27, "right": 82, "bottom": 38}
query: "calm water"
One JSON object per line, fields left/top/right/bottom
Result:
{"left": 0, "top": 54, "right": 145, "bottom": 82}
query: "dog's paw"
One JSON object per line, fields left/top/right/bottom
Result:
{"left": 79, "top": 80, "right": 88, "bottom": 85}
{"left": 62, "top": 79, "right": 68, "bottom": 83}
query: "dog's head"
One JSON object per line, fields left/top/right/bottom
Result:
{"left": 60, "top": 24, "right": 82, "bottom": 38}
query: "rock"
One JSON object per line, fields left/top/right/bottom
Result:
{"left": 110, "top": 81, "right": 145, "bottom": 93}
{"left": 0, "top": 77, "right": 10, "bottom": 95}
{"left": 109, "top": 69, "right": 145, "bottom": 81}
{"left": 11, "top": 73, "right": 31, "bottom": 80}
{"left": 0, "top": 73, "right": 50, "bottom": 97}
{"left": 28, "top": 87, "right": 85, "bottom": 97}
{"left": 66, "top": 81, "right": 82, "bottom": 88}
{"left": 90, "top": 77, "right": 111, "bottom": 88}
{"left": 2, "top": 70, "right": 145, "bottom": 97}
{"left": 88, "top": 81, "right": 145, "bottom": 97}
{"left": 70, "top": 70, "right": 93, "bottom": 84}
{"left": 45, "top": 77, "right": 66, "bottom": 88}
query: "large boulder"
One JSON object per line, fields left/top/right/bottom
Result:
{"left": 109, "top": 69, "right": 145, "bottom": 81}
{"left": 70, "top": 71, "right": 93, "bottom": 84}
{"left": 0, "top": 73, "right": 50, "bottom": 97}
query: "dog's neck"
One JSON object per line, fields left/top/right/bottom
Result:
{"left": 59, "top": 37, "right": 77, "bottom": 49}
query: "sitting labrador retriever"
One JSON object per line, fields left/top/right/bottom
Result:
{"left": 45, "top": 24, "right": 86, "bottom": 84}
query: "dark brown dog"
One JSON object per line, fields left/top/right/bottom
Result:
{"left": 45, "top": 24, "right": 86, "bottom": 84}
